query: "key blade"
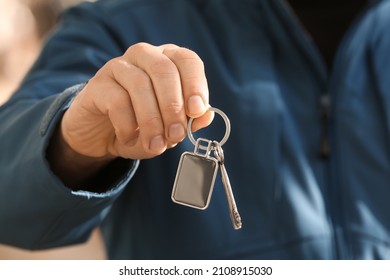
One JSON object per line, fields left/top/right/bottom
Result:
{"left": 231, "top": 208, "right": 242, "bottom": 230}
{"left": 220, "top": 162, "right": 242, "bottom": 230}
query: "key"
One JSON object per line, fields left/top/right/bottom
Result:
{"left": 171, "top": 138, "right": 219, "bottom": 209}
{"left": 171, "top": 106, "right": 243, "bottom": 230}
{"left": 213, "top": 141, "right": 242, "bottom": 230}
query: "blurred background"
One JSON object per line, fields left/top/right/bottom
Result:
{"left": 0, "top": 0, "right": 106, "bottom": 259}
{"left": 0, "top": 0, "right": 95, "bottom": 105}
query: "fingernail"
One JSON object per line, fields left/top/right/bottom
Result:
{"left": 187, "top": 95, "right": 205, "bottom": 116}
{"left": 149, "top": 135, "right": 165, "bottom": 153}
{"left": 169, "top": 123, "right": 185, "bottom": 140}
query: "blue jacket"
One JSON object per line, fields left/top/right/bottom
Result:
{"left": 1, "top": 0, "right": 390, "bottom": 259}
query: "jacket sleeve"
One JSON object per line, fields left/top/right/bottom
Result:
{"left": 0, "top": 3, "right": 138, "bottom": 250}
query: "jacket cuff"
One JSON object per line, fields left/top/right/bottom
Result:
{"left": 0, "top": 84, "right": 139, "bottom": 249}
{"left": 40, "top": 83, "right": 140, "bottom": 199}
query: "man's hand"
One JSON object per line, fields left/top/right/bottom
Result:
{"left": 63, "top": 43, "right": 213, "bottom": 160}
{"left": 47, "top": 43, "right": 213, "bottom": 189}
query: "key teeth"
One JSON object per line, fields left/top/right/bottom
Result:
{"left": 232, "top": 209, "right": 242, "bottom": 230}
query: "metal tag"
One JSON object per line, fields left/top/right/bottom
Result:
{"left": 171, "top": 107, "right": 242, "bottom": 229}
{"left": 172, "top": 149, "right": 218, "bottom": 210}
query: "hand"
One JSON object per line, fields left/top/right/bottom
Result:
{"left": 61, "top": 43, "right": 213, "bottom": 161}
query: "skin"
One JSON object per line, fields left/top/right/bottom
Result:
{"left": 47, "top": 43, "right": 214, "bottom": 189}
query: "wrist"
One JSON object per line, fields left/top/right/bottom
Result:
{"left": 46, "top": 121, "right": 115, "bottom": 190}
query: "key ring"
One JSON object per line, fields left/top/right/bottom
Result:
{"left": 187, "top": 107, "right": 231, "bottom": 147}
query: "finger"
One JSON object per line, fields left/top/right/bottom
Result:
{"left": 106, "top": 86, "right": 139, "bottom": 147}
{"left": 85, "top": 71, "right": 140, "bottom": 154}
{"left": 161, "top": 45, "right": 209, "bottom": 118}
{"left": 125, "top": 43, "right": 187, "bottom": 144}
{"left": 107, "top": 56, "right": 167, "bottom": 155}
{"left": 191, "top": 109, "right": 214, "bottom": 132}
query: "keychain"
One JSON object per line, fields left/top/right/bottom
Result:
{"left": 171, "top": 107, "right": 242, "bottom": 230}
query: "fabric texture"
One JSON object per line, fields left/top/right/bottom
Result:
{"left": 1, "top": 0, "right": 390, "bottom": 259}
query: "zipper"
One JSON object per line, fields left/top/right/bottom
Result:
{"left": 272, "top": 0, "right": 381, "bottom": 259}
{"left": 269, "top": 0, "right": 338, "bottom": 258}
{"left": 319, "top": 94, "right": 331, "bottom": 159}
{"left": 268, "top": 1, "right": 332, "bottom": 159}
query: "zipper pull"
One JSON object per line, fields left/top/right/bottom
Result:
{"left": 319, "top": 94, "right": 331, "bottom": 159}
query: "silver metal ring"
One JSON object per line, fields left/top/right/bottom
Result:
{"left": 187, "top": 107, "right": 231, "bottom": 146}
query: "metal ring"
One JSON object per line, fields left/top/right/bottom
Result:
{"left": 187, "top": 107, "right": 231, "bottom": 146}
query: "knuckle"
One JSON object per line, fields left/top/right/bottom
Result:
{"left": 126, "top": 42, "right": 152, "bottom": 55}
{"left": 130, "top": 68, "right": 152, "bottom": 91}
{"left": 172, "top": 48, "right": 203, "bottom": 65}
{"left": 161, "top": 101, "right": 184, "bottom": 115}
{"left": 105, "top": 57, "right": 125, "bottom": 71}
{"left": 149, "top": 57, "right": 178, "bottom": 77}
{"left": 104, "top": 57, "right": 131, "bottom": 80}
{"left": 116, "top": 128, "right": 139, "bottom": 146}
{"left": 139, "top": 114, "right": 164, "bottom": 132}
{"left": 161, "top": 43, "right": 180, "bottom": 49}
